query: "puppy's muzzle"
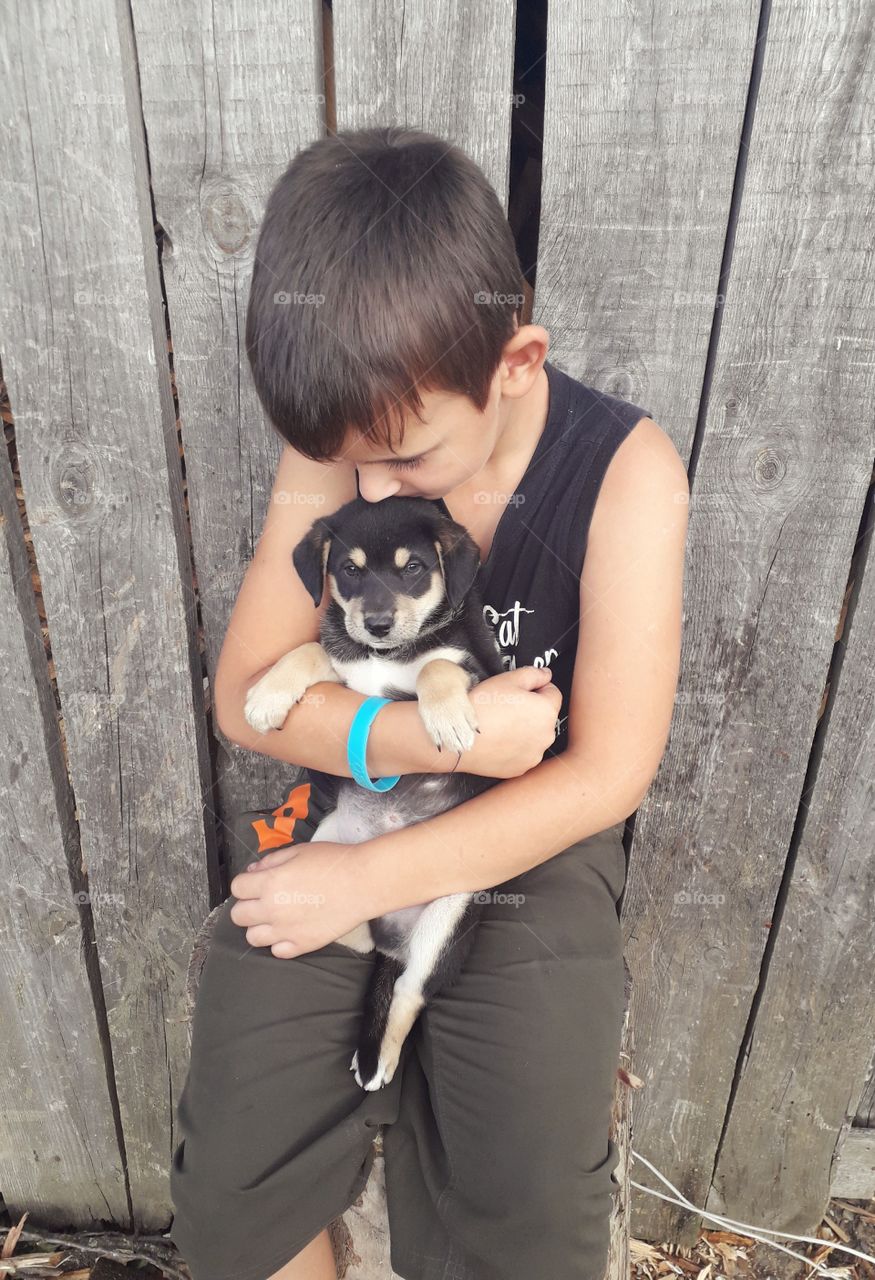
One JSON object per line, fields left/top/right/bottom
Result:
{"left": 364, "top": 611, "right": 394, "bottom": 639}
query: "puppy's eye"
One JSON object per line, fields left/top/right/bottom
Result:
{"left": 404, "top": 560, "right": 423, "bottom": 574}
{"left": 342, "top": 562, "right": 360, "bottom": 577}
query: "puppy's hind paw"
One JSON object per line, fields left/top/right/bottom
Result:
{"left": 350, "top": 1046, "right": 399, "bottom": 1091}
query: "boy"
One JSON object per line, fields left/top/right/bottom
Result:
{"left": 169, "top": 126, "right": 688, "bottom": 1280}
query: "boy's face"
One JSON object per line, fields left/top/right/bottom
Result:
{"left": 334, "top": 368, "right": 505, "bottom": 503}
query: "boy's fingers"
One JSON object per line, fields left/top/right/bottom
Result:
{"left": 230, "top": 872, "right": 264, "bottom": 901}
{"left": 513, "top": 665, "right": 553, "bottom": 689}
{"left": 245, "top": 847, "right": 299, "bottom": 872}
{"left": 538, "top": 682, "right": 563, "bottom": 709}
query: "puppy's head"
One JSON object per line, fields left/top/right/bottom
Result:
{"left": 293, "top": 497, "right": 481, "bottom": 649}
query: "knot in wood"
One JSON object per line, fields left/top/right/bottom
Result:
{"left": 200, "top": 180, "right": 254, "bottom": 255}
{"left": 754, "top": 446, "right": 786, "bottom": 488}
{"left": 54, "top": 443, "right": 98, "bottom": 516}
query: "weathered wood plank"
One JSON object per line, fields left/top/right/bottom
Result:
{"left": 607, "top": 961, "right": 636, "bottom": 1280}
{"left": 832, "top": 1128, "right": 875, "bottom": 1201}
{"left": 615, "top": 1, "right": 875, "bottom": 1245}
{"left": 0, "top": 0, "right": 216, "bottom": 1226}
{"left": 535, "top": 0, "right": 756, "bottom": 1242}
{"left": 710, "top": 515, "right": 875, "bottom": 1228}
{"left": 129, "top": 0, "right": 327, "bottom": 871}
{"left": 332, "top": 0, "right": 516, "bottom": 205}
{"left": 536, "top": 1, "right": 759, "bottom": 413}
{"left": 0, "top": 432, "right": 127, "bottom": 1224}
{"left": 853, "top": 1049, "right": 874, "bottom": 1127}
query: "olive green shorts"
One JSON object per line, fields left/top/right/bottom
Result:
{"left": 169, "top": 781, "right": 627, "bottom": 1280}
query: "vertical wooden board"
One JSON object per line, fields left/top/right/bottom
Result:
{"left": 617, "top": 1, "right": 875, "bottom": 1244}
{"left": 854, "top": 1054, "right": 875, "bottom": 1127}
{"left": 536, "top": 0, "right": 759, "bottom": 429}
{"left": 332, "top": 0, "right": 516, "bottom": 206}
{"left": 0, "top": 450, "right": 128, "bottom": 1225}
{"left": 534, "top": 0, "right": 753, "bottom": 1239}
{"left": 0, "top": 0, "right": 215, "bottom": 1225}
{"left": 130, "top": 0, "right": 325, "bottom": 859}
{"left": 710, "top": 523, "right": 875, "bottom": 1231}
{"left": 833, "top": 1129, "right": 875, "bottom": 1200}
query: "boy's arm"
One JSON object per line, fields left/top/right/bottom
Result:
{"left": 358, "top": 419, "right": 690, "bottom": 914}
{"left": 219, "top": 674, "right": 454, "bottom": 779}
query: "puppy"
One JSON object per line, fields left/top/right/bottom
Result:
{"left": 244, "top": 496, "right": 505, "bottom": 1091}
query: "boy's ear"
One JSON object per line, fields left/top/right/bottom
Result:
{"left": 434, "top": 526, "right": 482, "bottom": 607}
{"left": 292, "top": 517, "right": 335, "bottom": 607}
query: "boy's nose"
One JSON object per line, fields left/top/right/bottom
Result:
{"left": 357, "top": 470, "right": 402, "bottom": 503}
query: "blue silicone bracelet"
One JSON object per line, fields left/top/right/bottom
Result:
{"left": 347, "top": 696, "right": 401, "bottom": 791}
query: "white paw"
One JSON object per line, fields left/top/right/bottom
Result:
{"left": 244, "top": 681, "right": 300, "bottom": 733}
{"left": 335, "top": 922, "right": 376, "bottom": 954}
{"left": 418, "top": 697, "right": 479, "bottom": 755}
{"left": 243, "top": 645, "right": 340, "bottom": 733}
{"left": 350, "top": 1047, "right": 399, "bottom": 1091}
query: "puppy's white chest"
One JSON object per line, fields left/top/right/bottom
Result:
{"left": 334, "top": 646, "right": 467, "bottom": 697}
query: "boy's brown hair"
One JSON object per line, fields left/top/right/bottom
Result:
{"left": 244, "top": 126, "right": 527, "bottom": 463}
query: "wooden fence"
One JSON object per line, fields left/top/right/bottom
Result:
{"left": 0, "top": 0, "right": 873, "bottom": 1255}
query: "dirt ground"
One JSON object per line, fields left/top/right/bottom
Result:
{"left": 631, "top": 1196, "right": 875, "bottom": 1280}
{"left": 2, "top": 1196, "right": 874, "bottom": 1278}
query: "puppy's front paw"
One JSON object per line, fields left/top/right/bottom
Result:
{"left": 243, "top": 644, "right": 338, "bottom": 733}
{"left": 244, "top": 680, "right": 299, "bottom": 733}
{"left": 418, "top": 696, "right": 480, "bottom": 755}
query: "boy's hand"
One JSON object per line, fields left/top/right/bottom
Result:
{"left": 229, "top": 841, "right": 377, "bottom": 958}
{"left": 456, "top": 667, "right": 562, "bottom": 778}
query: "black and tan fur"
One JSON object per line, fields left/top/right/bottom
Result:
{"left": 244, "top": 496, "right": 505, "bottom": 1091}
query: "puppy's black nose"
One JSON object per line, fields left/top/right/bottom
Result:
{"left": 364, "top": 613, "right": 394, "bottom": 638}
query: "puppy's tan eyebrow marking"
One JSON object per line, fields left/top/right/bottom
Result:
{"left": 349, "top": 547, "right": 367, "bottom": 567}
{"left": 394, "top": 547, "right": 412, "bottom": 569}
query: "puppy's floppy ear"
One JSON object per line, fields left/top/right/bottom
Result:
{"left": 292, "top": 517, "right": 335, "bottom": 607}
{"left": 434, "top": 525, "right": 482, "bottom": 607}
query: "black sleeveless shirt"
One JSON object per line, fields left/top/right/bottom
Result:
{"left": 306, "top": 360, "right": 652, "bottom": 803}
